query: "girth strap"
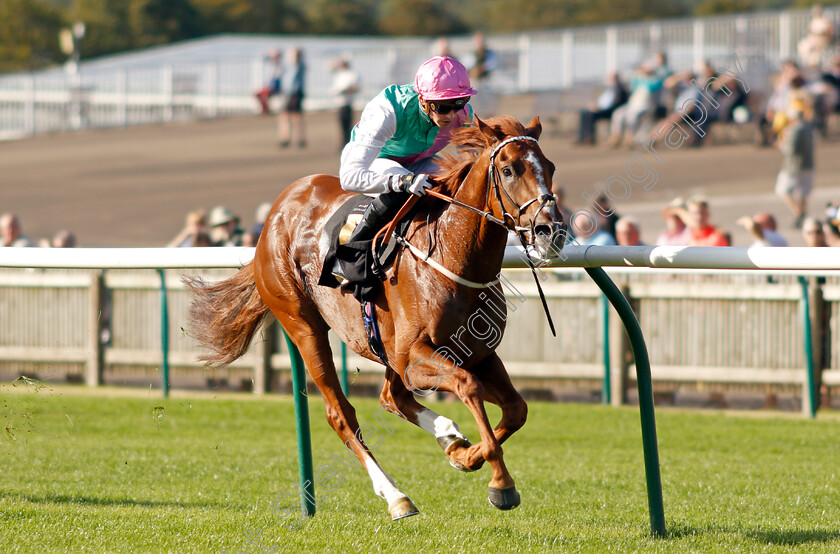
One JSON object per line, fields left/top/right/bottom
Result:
{"left": 362, "top": 301, "right": 391, "bottom": 369}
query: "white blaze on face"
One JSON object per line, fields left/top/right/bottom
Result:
{"left": 523, "top": 149, "right": 563, "bottom": 259}
{"left": 525, "top": 151, "right": 551, "bottom": 198}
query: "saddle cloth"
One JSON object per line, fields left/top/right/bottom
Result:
{"left": 317, "top": 194, "right": 414, "bottom": 303}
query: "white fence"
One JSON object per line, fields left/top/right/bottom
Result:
{"left": 1, "top": 246, "right": 839, "bottom": 413}
{"left": 1, "top": 7, "right": 836, "bottom": 139}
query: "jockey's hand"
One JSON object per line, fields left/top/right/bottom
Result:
{"left": 392, "top": 173, "right": 433, "bottom": 196}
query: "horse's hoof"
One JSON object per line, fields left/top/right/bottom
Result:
{"left": 437, "top": 436, "right": 478, "bottom": 472}
{"left": 449, "top": 458, "right": 478, "bottom": 472}
{"left": 437, "top": 434, "right": 471, "bottom": 454}
{"left": 488, "top": 486, "right": 521, "bottom": 511}
{"left": 389, "top": 497, "right": 419, "bottom": 520}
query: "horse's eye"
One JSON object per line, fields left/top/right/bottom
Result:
{"left": 502, "top": 167, "right": 512, "bottom": 178}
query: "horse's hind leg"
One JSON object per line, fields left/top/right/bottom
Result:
{"left": 379, "top": 367, "right": 477, "bottom": 472}
{"left": 277, "top": 313, "right": 418, "bottom": 520}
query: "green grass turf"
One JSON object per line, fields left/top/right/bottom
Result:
{"left": 1, "top": 382, "right": 840, "bottom": 553}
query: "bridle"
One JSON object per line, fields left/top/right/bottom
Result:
{"left": 487, "top": 135, "right": 557, "bottom": 236}
{"left": 391, "top": 133, "right": 559, "bottom": 334}
{"left": 425, "top": 135, "right": 559, "bottom": 249}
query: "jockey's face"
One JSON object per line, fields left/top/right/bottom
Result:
{"left": 419, "top": 98, "right": 460, "bottom": 129}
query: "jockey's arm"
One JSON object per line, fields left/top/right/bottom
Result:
{"left": 339, "top": 95, "right": 400, "bottom": 194}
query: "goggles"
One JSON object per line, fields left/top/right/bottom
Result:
{"left": 427, "top": 97, "right": 470, "bottom": 115}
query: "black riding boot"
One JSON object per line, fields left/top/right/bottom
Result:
{"left": 345, "top": 190, "right": 410, "bottom": 243}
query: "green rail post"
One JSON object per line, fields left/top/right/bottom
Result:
{"left": 798, "top": 276, "right": 817, "bottom": 418}
{"left": 282, "top": 329, "right": 316, "bottom": 517}
{"left": 340, "top": 342, "right": 349, "bottom": 396}
{"left": 601, "top": 293, "right": 611, "bottom": 405}
{"left": 585, "top": 267, "right": 666, "bottom": 538}
{"left": 157, "top": 269, "right": 170, "bottom": 398}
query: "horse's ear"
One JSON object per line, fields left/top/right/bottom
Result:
{"left": 475, "top": 115, "right": 503, "bottom": 146}
{"left": 525, "top": 116, "right": 542, "bottom": 140}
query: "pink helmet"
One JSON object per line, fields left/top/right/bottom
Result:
{"left": 413, "top": 56, "right": 477, "bottom": 101}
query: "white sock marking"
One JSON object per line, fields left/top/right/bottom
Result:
{"left": 364, "top": 458, "right": 406, "bottom": 506}
{"left": 416, "top": 408, "right": 465, "bottom": 440}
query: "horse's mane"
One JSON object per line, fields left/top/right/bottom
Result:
{"left": 433, "top": 116, "right": 529, "bottom": 196}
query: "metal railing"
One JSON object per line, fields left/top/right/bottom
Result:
{"left": 1, "top": 247, "right": 838, "bottom": 419}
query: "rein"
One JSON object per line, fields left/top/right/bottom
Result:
{"left": 486, "top": 136, "right": 558, "bottom": 336}
{"left": 372, "top": 134, "right": 559, "bottom": 333}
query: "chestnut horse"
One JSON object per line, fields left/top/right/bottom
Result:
{"left": 185, "top": 115, "right": 565, "bottom": 520}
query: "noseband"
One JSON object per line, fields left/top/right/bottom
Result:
{"left": 487, "top": 136, "right": 559, "bottom": 245}
{"left": 487, "top": 135, "right": 559, "bottom": 337}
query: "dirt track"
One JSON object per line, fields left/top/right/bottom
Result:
{"left": 3, "top": 95, "right": 840, "bottom": 247}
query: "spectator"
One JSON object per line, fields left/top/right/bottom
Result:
{"left": 802, "top": 217, "right": 829, "bottom": 247}
{"left": 825, "top": 221, "right": 840, "bottom": 246}
{"left": 569, "top": 211, "right": 616, "bottom": 246}
{"left": 0, "top": 213, "right": 33, "bottom": 247}
{"left": 615, "top": 216, "right": 645, "bottom": 246}
{"left": 51, "top": 229, "right": 76, "bottom": 248}
{"left": 576, "top": 72, "right": 628, "bottom": 145}
{"left": 551, "top": 183, "right": 573, "bottom": 228}
{"left": 758, "top": 60, "right": 800, "bottom": 146}
{"left": 826, "top": 203, "right": 840, "bottom": 245}
{"left": 192, "top": 232, "right": 213, "bottom": 247}
{"left": 255, "top": 49, "right": 283, "bottom": 115}
{"left": 465, "top": 32, "right": 498, "bottom": 88}
{"left": 656, "top": 197, "right": 691, "bottom": 246}
{"left": 651, "top": 51, "right": 671, "bottom": 82}
{"left": 591, "top": 193, "right": 619, "bottom": 240}
{"left": 330, "top": 58, "right": 360, "bottom": 148}
{"left": 208, "top": 206, "right": 243, "bottom": 246}
{"left": 775, "top": 106, "right": 815, "bottom": 229}
{"left": 167, "top": 209, "right": 208, "bottom": 247}
{"left": 248, "top": 201, "right": 272, "bottom": 243}
{"left": 278, "top": 48, "right": 307, "bottom": 149}
{"left": 736, "top": 213, "right": 788, "bottom": 247}
{"left": 434, "top": 37, "right": 454, "bottom": 58}
{"left": 820, "top": 56, "right": 840, "bottom": 114}
{"left": 240, "top": 228, "right": 260, "bottom": 247}
{"left": 656, "top": 69, "right": 705, "bottom": 146}
{"left": 655, "top": 61, "right": 744, "bottom": 147}
{"left": 606, "top": 64, "right": 661, "bottom": 147}
{"left": 684, "top": 197, "right": 729, "bottom": 246}
{"left": 772, "top": 76, "right": 815, "bottom": 138}
{"left": 798, "top": 4, "right": 835, "bottom": 69}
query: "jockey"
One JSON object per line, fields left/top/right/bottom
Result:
{"left": 339, "top": 56, "right": 477, "bottom": 243}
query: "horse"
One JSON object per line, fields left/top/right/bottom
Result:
{"left": 185, "top": 115, "right": 566, "bottom": 520}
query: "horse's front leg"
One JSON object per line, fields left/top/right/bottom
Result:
{"left": 401, "top": 342, "right": 520, "bottom": 510}
{"left": 426, "top": 353, "right": 526, "bottom": 475}
{"left": 472, "top": 352, "right": 528, "bottom": 445}
{"left": 378, "top": 367, "right": 476, "bottom": 471}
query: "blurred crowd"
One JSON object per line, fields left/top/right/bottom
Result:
{"left": 165, "top": 202, "right": 273, "bottom": 248}
{"left": 546, "top": 183, "right": 840, "bottom": 249}
{"left": 0, "top": 203, "right": 275, "bottom": 249}
{"left": 5, "top": 16, "right": 840, "bottom": 253}
{"left": 0, "top": 213, "right": 75, "bottom": 249}
{"left": 568, "top": 5, "right": 840, "bottom": 243}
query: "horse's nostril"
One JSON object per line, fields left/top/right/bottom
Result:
{"left": 534, "top": 225, "right": 552, "bottom": 239}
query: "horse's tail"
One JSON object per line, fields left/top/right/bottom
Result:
{"left": 183, "top": 262, "right": 269, "bottom": 368}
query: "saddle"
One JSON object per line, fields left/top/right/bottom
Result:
{"left": 318, "top": 195, "right": 416, "bottom": 303}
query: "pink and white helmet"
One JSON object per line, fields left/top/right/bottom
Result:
{"left": 413, "top": 56, "right": 478, "bottom": 101}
